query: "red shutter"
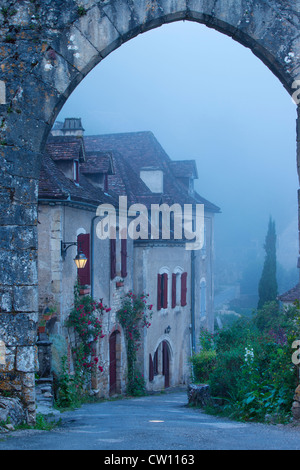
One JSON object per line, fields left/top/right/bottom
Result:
{"left": 77, "top": 233, "right": 90, "bottom": 286}
{"left": 121, "top": 238, "right": 127, "bottom": 278}
{"left": 163, "top": 273, "right": 168, "bottom": 309}
{"left": 172, "top": 273, "right": 176, "bottom": 308}
{"left": 149, "top": 354, "right": 154, "bottom": 382}
{"left": 157, "top": 274, "right": 162, "bottom": 310}
{"left": 181, "top": 272, "right": 187, "bottom": 307}
{"left": 110, "top": 238, "right": 116, "bottom": 279}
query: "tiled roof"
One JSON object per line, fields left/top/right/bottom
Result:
{"left": 169, "top": 160, "right": 198, "bottom": 179}
{"left": 38, "top": 151, "right": 118, "bottom": 207}
{"left": 278, "top": 283, "right": 300, "bottom": 303}
{"left": 46, "top": 135, "right": 86, "bottom": 162}
{"left": 84, "top": 132, "right": 220, "bottom": 212}
{"left": 80, "top": 152, "right": 114, "bottom": 175}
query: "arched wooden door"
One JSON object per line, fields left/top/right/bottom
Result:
{"left": 109, "top": 331, "right": 120, "bottom": 395}
{"left": 162, "top": 341, "right": 170, "bottom": 388}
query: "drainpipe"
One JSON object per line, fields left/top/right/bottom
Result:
{"left": 191, "top": 250, "right": 196, "bottom": 354}
{"left": 90, "top": 215, "right": 99, "bottom": 299}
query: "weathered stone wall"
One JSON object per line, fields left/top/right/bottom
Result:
{"left": 0, "top": 0, "right": 299, "bottom": 423}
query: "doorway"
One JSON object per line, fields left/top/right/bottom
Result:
{"left": 109, "top": 330, "right": 121, "bottom": 395}
{"left": 162, "top": 340, "right": 170, "bottom": 388}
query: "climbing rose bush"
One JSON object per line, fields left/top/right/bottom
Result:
{"left": 66, "top": 293, "right": 107, "bottom": 374}
{"left": 117, "top": 292, "right": 153, "bottom": 396}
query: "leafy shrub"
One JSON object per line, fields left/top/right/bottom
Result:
{"left": 204, "top": 304, "right": 300, "bottom": 422}
{"left": 191, "top": 350, "right": 216, "bottom": 384}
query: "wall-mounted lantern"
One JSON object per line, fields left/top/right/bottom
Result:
{"left": 61, "top": 241, "right": 88, "bottom": 269}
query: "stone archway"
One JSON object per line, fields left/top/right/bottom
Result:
{"left": 0, "top": 0, "right": 299, "bottom": 423}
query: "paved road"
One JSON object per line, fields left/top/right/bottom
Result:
{"left": 1, "top": 388, "right": 300, "bottom": 451}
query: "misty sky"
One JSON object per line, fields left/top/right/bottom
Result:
{"left": 57, "top": 20, "right": 299, "bottom": 280}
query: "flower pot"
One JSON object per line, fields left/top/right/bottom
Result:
{"left": 79, "top": 288, "right": 90, "bottom": 295}
{"left": 116, "top": 282, "right": 124, "bottom": 288}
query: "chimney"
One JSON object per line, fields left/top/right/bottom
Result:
{"left": 51, "top": 118, "right": 85, "bottom": 137}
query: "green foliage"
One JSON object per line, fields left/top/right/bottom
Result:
{"left": 126, "top": 369, "right": 147, "bottom": 397}
{"left": 258, "top": 217, "right": 278, "bottom": 309}
{"left": 199, "top": 328, "right": 215, "bottom": 350}
{"left": 77, "top": 6, "right": 87, "bottom": 16}
{"left": 190, "top": 328, "right": 216, "bottom": 383}
{"left": 54, "top": 285, "right": 108, "bottom": 408}
{"left": 55, "top": 355, "right": 79, "bottom": 409}
{"left": 65, "top": 286, "right": 106, "bottom": 375}
{"left": 190, "top": 350, "right": 216, "bottom": 384}
{"left": 117, "top": 292, "right": 153, "bottom": 396}
{"left": 202, "top": 304, "right": 300, "bottom": 422}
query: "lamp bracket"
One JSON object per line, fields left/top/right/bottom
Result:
{"left": 61, "top": 241, "right": 77, "bottom": 260}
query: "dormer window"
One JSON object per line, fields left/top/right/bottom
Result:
{"left": 74, "top": 160, "right": 79, "bottom": 184}
{"left": 140, "top": 167, "right": 164, "bottom": 193}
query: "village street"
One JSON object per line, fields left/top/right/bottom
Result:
{"left": 1, "top": 388, "right": 300, "bottom": 451}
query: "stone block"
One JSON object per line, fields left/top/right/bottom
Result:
{"left": 187, "top": 383, "right": 212, "bottom": 407}
{"left": 292, "top": 400, "right": 300, "bottom": 420}
{"left": 0, "top": 396, "right": 26, "bottom": 426}
{"left": 0, "top": 313, "right": 36, "bottom": 346}
{"left": 13, "top": 286, "right": 38, "bottom": 313}
{"left": 16, "top": 346, "right": 36, "bottom": 373}
{"left": 0, "top": 81, "right": 6, "bottom": 105}
{"left": 75, "top": 5, "right": 121, "bottom": 58}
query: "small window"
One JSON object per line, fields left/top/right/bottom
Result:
{"left": 171, "top": 272, "right": 183, "bottom": 308}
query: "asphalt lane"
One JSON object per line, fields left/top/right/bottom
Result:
{"left": 1, "top": 388, "right": 300, "bottom": 451}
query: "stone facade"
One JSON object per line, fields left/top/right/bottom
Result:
{"left": 84, "top": 129, "right": 220, "bottom": 391}
{"left": 0, "top": 0, "right": 299, "bottom": 423}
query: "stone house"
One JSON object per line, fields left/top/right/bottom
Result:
{"left": 38, "top": 119, "right": 220, "bottom": 397}
{"left": 84, "top": 130, "right": 220, "bottom": 390}
{"left": 278, "top": 283, "right": 300, "bottom": 308}
{"left": 38, "top": 119, "right": 131, "bottom": 396}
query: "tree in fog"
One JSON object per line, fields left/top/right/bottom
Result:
{"left": 257, "top": 217, "right": 278, "bottom": 309}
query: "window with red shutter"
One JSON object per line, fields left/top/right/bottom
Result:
{"left": 163, "top": 273, "right": 168, "bottom": 309}
{"left": 110, "top": 238, "right": 116, "bottom": 280}
{"left": 121, "top": 238, "right": 127, "bottom": 278}
{"left": 172, "top": 273, "right": 176, "bottom": 308}
{"left": 157, "top": 274, "right": 162, "bottom": 310}
{"left": 181, "top": 272, "right": 187, "bottom": 306}
{"left": 77, "top": 233, "right": 90, "bottom": 286}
